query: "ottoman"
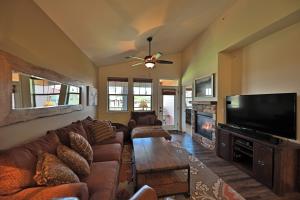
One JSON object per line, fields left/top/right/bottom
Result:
{"left": 131, "top": 126, "right": 172, "bottom": 140}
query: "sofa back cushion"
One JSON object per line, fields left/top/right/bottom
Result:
{"left": 48, "top": 121, "right": 88, "bottom": 146}
{"left": 136, "top": 115, "right": 156, "bottom": 125}
{"left": 131, "top": 111, "right": 156, "bottom": 122}
{"left": 0, "top": 133, "right": 60, "bottom": 195}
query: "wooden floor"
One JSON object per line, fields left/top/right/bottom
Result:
{"left": 170, "top": 132, "right": 300, "bottom": 200}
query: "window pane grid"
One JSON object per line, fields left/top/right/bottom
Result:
{"left": 133, "top": 81, "right": 152, "bottom": 111}
{"left": 108, "top": 80, "right": 128, "bottom": 111}
{"left": 185, "top": 89, "right": 193, "bottom": 108}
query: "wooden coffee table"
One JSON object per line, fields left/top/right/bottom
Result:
{"left": 132, "top": 137, "right": 190, "bottom": 197}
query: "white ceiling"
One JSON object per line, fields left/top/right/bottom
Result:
{"left": 34, "top": 0, "right": 234, "bottom": 67}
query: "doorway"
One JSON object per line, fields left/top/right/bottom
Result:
{"left": 182, "top": 86, "right": 193, "bottom": 134}
{"left": 158, "top": 86, "right": 179, "bottom": 130}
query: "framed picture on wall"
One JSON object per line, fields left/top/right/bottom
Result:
{"left": 87, "top": 86, "right": 98, "bottom": 106}
{"left": 194, "top": 73, "right": 215, "bottom": 98}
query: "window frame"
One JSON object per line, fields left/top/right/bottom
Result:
{"left": 66, "top": 86, "right": 81, "bottom": 105}
{"left": 31, "top": 78, "right": 62, "bottom": 107}
{"left": 133, "top": 78, "right": 153, "bottom": 111}
{"left": 107, "top": 78, "right": 129, "bottom": 112}
{"left": 185, "top": 88, "right": 193, "bottom": 109}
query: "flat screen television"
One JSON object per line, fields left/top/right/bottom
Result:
{"left": 226, "top": 93, "right": 297, "bottom": 139}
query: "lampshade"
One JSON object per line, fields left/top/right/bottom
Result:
{"left": 145, "top": 61, "right": 155, "bottom": 68}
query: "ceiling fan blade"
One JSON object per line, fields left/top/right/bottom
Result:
{"left": 131, "top": 62, "right": 144, "bottom": 67}
{"left": 152, "top": 52, "right": 162, "bottom": 60}
{"left": 156, "top": 60, "right": 173, "bottom": 64}
{"left": 125, "top": 56, "right": 144, "bottom": 60}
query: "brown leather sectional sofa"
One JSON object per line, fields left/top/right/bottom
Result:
{"left": 0, "top": 118, "right": 157, "bottom": 200}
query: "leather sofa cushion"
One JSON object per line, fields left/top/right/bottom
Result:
{"left": 131, "top": 111, "right": 156, "bottom": 122}
{"left": 48, "top": 121, "right": 88, "bottom": 146}
{"left": 137, "top": 115, "right": 156, "bottom": 125}
{"left": 92, "top": 143, "right": 122, "bottom": 162}
{"left": 0, "top": 133, "right": 60, "bottom": 195}
{"left": 96, "top": 131, "right": 124, "bottom": 147}
{"left": 0, "top": 183, "right": 89, "bottom": 200}
{"left": 82, "top": 161, "right": 119, "bottom": 200}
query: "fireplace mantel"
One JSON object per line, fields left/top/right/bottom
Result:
{"left": 191, "top": 101, "right": 217, "bottom": 105}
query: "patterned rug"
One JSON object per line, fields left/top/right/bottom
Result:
{"left": 116, "top": 142, "right": 245, "bottom": 200}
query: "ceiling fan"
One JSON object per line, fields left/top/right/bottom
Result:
{"left": 125, "top": 36, "right": 173, "bottom": 69}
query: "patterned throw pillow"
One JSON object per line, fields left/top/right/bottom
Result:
{"left": 90, "top": 120, "right": 115, "bottom": 144}
{"left": 69, "top": 132, "right": 93, "bottom": 165}
{"left": 81, "top": 117, "right": 97, "bottom": 144}
{"left": 34, "top": 152, "right": 79, "bottom": 186}
{"left": 57, "top": 145, "right": 90, "bottom": 178}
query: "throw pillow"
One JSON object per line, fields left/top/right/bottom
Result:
{"left": 69, "top": 132, "right": 93, "bottom": 165}
{"left": 57, "top": 145, "right": 90, "bottom": 178}
{"left": 90, "top": 120, "right": 115, "bottom": 144}
{"left": 81, "top": 117, "right": 96, "bottom": 144}
{"left": 34, "top": 152, "right": 80, "bottom": 186}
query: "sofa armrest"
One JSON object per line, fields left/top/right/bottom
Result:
{"left": 154, "top": 119, "right": 162, "bottom": 126}
{"left": 128, "top": 119, "right": 137, "bottom": 130}
{"left": 129, "top": 185, "right": 157, "bottom": 200}
{"left": 1, "top": 183, "right": 89, "bottom": 200}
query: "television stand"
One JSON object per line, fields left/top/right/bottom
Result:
{"left": 216, "top": 125, "right": 299, "bottom": 195}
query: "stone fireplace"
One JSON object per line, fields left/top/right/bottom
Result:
{"left": 191, "top": 101, "right": 217, "bottom": 150}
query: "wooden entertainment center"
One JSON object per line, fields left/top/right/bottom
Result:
{"left": 216, "top": 125, "right": 299, "bottom": 195}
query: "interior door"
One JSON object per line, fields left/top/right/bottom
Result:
{"left": 158, "top": 86, "right": 179, "bottom": 130}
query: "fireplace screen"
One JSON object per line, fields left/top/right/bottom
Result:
{"left": 195, "top": 112, "right": 214, "bottom": 140}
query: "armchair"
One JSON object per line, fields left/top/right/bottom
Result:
{"left": 129, "top": 185, "right": 157, "bottom": 200}
{"left": 128, "top": 111, "right": 162, "bottom": 131}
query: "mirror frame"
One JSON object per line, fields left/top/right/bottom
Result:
{"left": 0, "top": 50, "right": 83, "bottom": 127}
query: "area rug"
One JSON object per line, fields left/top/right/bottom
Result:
{"left": 116, "top": 142, "right": 245, "bottom": 200}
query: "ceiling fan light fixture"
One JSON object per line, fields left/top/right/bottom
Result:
{"left": 145, "top": 61, "right": 155, "bottom": 69}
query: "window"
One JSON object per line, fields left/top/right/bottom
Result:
{"left": 67, "top": 86, "right": 81, "bottom": 105}
{"left": 133, "top": 78, "right": 152, "bottom": 111}
{"left": 31, "top": 79, "right": 61, "bottom": 107}
{"left": 185, "top": 88, "right": 192, "bottom": 108}
{"left": 108, "top": 78, "right": 128, "bottom": 111}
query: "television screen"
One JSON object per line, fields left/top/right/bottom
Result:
{"left": 226, "top": 93, "right": 297, "bottom": 139}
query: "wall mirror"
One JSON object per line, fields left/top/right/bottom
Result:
{"left": 194, "top": 74, "right": 215, "bottom": 98}
{"left": 0, "top": 50, "right": 84, "bottom": 127}
{"left": 12, "top": 71, "right": 81, "bottom": 109}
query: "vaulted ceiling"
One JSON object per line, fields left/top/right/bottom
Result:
{"left": 34, "top": 0, "right": 234, "bottom": 66}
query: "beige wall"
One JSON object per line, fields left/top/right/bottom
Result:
{"left": 0, "top": 0, "right": 97, "bottom": 149}
{"left": 181, "top": 0, "right": 300, "bottom": 141}
{"left": 181, "top": 0, "right": 300, "bottom": 86}
{"left": 241, "top": 22, "right": 300, "bottom": 142}
{"left": 98, "top": 53, "right": 182, "bottom": 124}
